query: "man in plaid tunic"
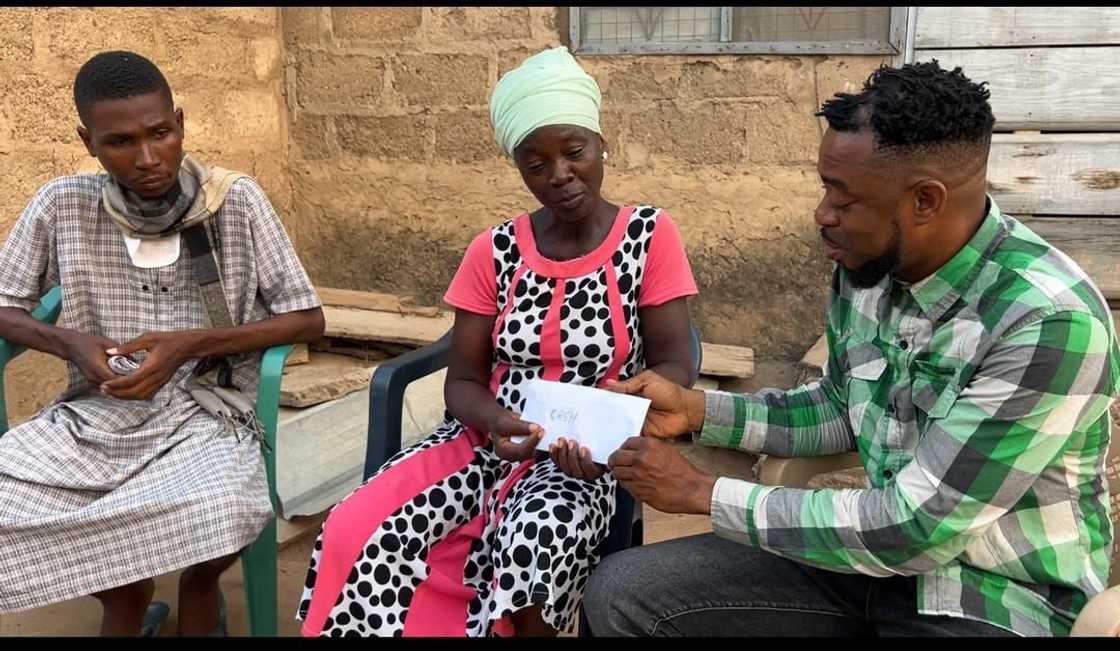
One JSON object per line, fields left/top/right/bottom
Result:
{"left": 0, "top": 52, "right": 324, "bottom": 635}
{"left": 589, "top": 62, "right": 1118, "bottom": 636}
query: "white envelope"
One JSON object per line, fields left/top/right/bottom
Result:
{"left": 513, "top": 378, "right": 651, "bottom": 465}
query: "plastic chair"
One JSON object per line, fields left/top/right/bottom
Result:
{"left": 364, "top": 324, "right": 703, "bottom": 635}
{"left": 0, "top": 286, "right": 291, "bottom": 636}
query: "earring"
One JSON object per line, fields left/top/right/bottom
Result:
{"left": 602, "top": 152, "right": 609, "bottom": 161}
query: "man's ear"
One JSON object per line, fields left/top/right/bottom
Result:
{"left": 77, "top": 124, "right": 96, "bottom": 158}
{"left": 911, "top": 178, "right": 947, "bottom": 226}
{"left": 174, "top": 106, "right": 184, "bottom": 133}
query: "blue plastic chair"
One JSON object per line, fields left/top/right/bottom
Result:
{"left": 363, "top": 324, "right": 702, "bottom": 634}
{"left": 0, "top": 286, "right": 291, "bottom": 636}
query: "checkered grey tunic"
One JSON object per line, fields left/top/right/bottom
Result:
{"left": 0, "top": 174, "right": 320, "bottom": 612}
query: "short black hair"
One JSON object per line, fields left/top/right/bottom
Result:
{"left": 73, "top": 50, "right": 172, "bottom": 126}
{"left": 816, "top": 60, "right": 995, "bottom": 163}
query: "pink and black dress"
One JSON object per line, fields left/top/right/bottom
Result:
{"left": 298, "top": 205, "right": 697, "bottom": 636}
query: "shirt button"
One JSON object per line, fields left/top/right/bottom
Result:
{"left": 884, "top": 469, "right": 894, "bottom": 480}
{"left": 886, "top": 404, "right": 896, "bottom": 415}
{"left": 899, "top": 340, "right": 909, "bottom": 350}
{"left": 141, "top": 284, "right": 150, "bottom": 292}
{"left": 161, "top": 287, "right": 168, "bottom": 293}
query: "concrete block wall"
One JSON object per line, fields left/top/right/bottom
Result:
{"left": 0, "top": 7, "right": 287, "bottom": 423}
{"left": 0, "top": 6, "right": 886, "bottom": 424}
{"left": 281, "top": 7, "right": 886, "bottom": 360}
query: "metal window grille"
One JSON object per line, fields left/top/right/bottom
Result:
{"left": 571, "top": 6, "right": 903, "bottom": 56}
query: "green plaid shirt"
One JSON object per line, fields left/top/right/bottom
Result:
{"left": 699, "top": 198, "right": 1118, "bottom": 636}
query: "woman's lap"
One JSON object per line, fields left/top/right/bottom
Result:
{"left": 299, "top": 422, "right": 616, "bottom": 636}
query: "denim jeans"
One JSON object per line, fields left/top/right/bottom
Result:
{"left": 582, "top": 533, "right": 1017, "bottom": 637}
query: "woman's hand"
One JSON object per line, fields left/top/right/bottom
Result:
{"left": 489, "top": 409, "right": 544, "bottom": 462}
{"left": 549, "top": 437, "right": 606, "bottom": 481}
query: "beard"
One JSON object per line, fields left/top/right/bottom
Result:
{"left": 848, "top": 217, "right": 902, "bottom": 289}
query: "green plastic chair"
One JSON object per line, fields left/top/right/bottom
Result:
{"left": 0, "top": 285, "right": 290, "bottom": 636}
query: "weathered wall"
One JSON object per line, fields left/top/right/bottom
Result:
{"left": 281, "top": 6, "right": 886, "bottom": 360}
{"left": 0, "top": 7, "right": 287, "bottom": 424}
{"left": 1, "top": 6, "right": 886, "bottom": 424}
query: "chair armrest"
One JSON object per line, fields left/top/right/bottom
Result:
{"left": 364, "top": 330, "right": 453, "bottom": 480}
{"left": 0, "top": 286, "right": 64, "bottom": 434}
{"left": 757, "top": 451, "right": 863, "bottom": 488}
{"left": 1071, "top": 584, "right": 1120, "bottom": 637}
{"left": 256, "top": 344, "right": 293, "bottom": 506}
{"left": 0, "top": 285, "right": 63, "bottom": 369}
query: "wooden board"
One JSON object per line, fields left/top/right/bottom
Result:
{"left": 322, "top": 305, "right": 454, "bottom": 347}
{"left": 914, "top": 47, "right": 1120, "bottom": 130}
{"left": 700, "top": 343, "right": 755, "bottom": 379}
{"left": 915, "top": 7, "right": 1120, "bottom": 48}
{"left": 989, "top": 133, "right": 1120, "bottom": 216}
{"left": 316, "top": 286, "right": 441, "bottom": 318}
{"left": 283, "top": 343, "right": 310, "bottom": 367}
{"left": 1018, "top": 216, "right": 1120, "bottom": 300}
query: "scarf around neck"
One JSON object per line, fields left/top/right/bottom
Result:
{"left": 102, "top": 154, "right": 244, "bottom": 240}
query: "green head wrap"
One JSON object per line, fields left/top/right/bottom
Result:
{"left": 489, "top": 46, "right": 602, "bottom": 158}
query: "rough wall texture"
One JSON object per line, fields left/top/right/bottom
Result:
{"left": 0, "top": 7, "right": 287, "bottom": 424}
{"left": 2, "top": 7, "right": 886, "bottom": 424}
{"left": 281, "top": 7, "right": 886, "bottom": 361}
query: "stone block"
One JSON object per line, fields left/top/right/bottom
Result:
{"left": 37, "top": 8, "right": 165, "bottom": 73}
{"left": 597, "top": 60, "right": 684, "bottom": 104}
{"left": 497, "top": 46, "right": 535, "bottom": 79}
{"left": 0, "top": 9, "right": 34, "bottom": 63}
{"left": 279, "top": 352, "right": 379, "bottom": 408}
{"left": 163, "top": 33, "right": 254, "bottom": 81}
{"left": 251, "top": 37, "right": 282, "bottom": 81}
{"left": 336, "top": 114, "right": 428, "bottom": 161}
{"left": 0, "top": 149, "right": 57, "bottom": 237}
{"left": 623, "top": 103, "right": 749, "bottom": 166}
{"left": 220, "top": 89, "right": 283, "bottom": 142}
{"left": 290, "top": 114, "right": 336, "bottom": 161}
{"left": 680, "top": 57, "right": 805, "bottom": 101}
{"left": 428, "top": 7, "right": 532, "bottom": 41}
{"left": 0, "top": 73, "right": 76, "bottom": 145}
{"left": 331, "top": 7, "right": 421, "bottom": 42}
{"left": 295, "top": 50, "right": 384, "bottom": 109}
{"left": 281, "top": 7, "right": 323, "bottom": 47}
{"left": 393, "top": 54, "right": 489, "bottom": 107}
{"left": 433, "top": 110, "right": 501, "bottom": 163}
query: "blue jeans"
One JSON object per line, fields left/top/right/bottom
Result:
{"left": 582, "top": 533, "right": 1017, "bottom": 637}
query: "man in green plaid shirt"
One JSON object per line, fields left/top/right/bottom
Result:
{"left": 583, "top": 61, "right": 1118, "bottom": 637}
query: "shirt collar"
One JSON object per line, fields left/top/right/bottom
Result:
{"left": 906, "top": 195, "right": 1007, "bottom": 321}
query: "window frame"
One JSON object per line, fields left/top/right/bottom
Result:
{"left": 568, "top": 6, "right": 909, "bottom": 56}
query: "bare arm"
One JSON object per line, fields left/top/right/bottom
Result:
{"left": 443, "top": 309, "right": 542, "bottom": 460}
{"left": 0, "top": 306, "right": 119, "bottom": 386}
{"left": 636, "top": 296, "right": 695, "bottom": 388}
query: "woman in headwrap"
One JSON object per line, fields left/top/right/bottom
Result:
{"left": 298, "top": 46, "right": 698, "bottom": 637}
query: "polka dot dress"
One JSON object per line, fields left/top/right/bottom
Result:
{"left": 298, "top": 206, "right": 694, "bottom": 637}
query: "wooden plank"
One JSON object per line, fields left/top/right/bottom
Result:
{"left": 915, "top": 47, "right": 1120, "bottom": 130}
{"left": 283, "top": 343, "right": 310, "bottom": 367}
{"left": 316, "top": 286, "right": 441, "bottom": 318}
{"left": 700, "top": 343, "right": 755, "bottom": 379}
{"left": 915, "top": 7, "right": 1120, "bottom": 48}
{"left": 1018, "top": 216, "right": 1120, "bottom": 300}
{"left": 322, "top": 305, "right": 454, "bottom": 347}
{"left": 988, "top": 133, "right": 1120, "bottom": 216}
